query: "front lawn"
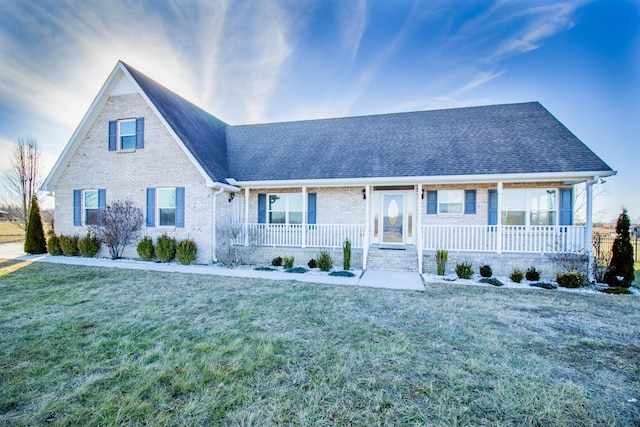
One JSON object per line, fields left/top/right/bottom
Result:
{"left": 1, "top": 259, "right": 639, "bottom": 425}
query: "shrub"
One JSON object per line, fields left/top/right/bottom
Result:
{"left": 343, "top": 239, "right": 351, "bottom": 270}
{"left": 308, "top": 259, "right": 317, "bottom": 269}
{"left": 176, "top": 239, "right": 197, "bottom": 265}
{"left": 254, "top": 266, "right": 276, "bottom": 271}
{"left": 87, "top": 200, "right": 143, "bottom": 260}
{"left": 155, "top": 234, "right": 176, "bottom": 263}
{"left": 59, "top": 234, "right": 79, "bottom": 257}
{"left": 479, "top": 264, "right": 492, "bottom": 278}
{"left": 316, "top": 250, "right": 333, "bottom": 271}
{"left": 435, "top": 249, "right": 448, "bottom": 275}
{"left": 24, "top": 195, "right": 46, "bottom": 254}
{"left": 271, "top": 256, "right": 283, "bottom": 267}
{"left": 329, "top": 270, "right": 356, "bottom": 277}
{"left": 455, "top": 262, "right": 473, "bottom": 279}
{"left": 598, "top": 287, "right": 632, "bottom": 295}
{"left": 525, "top": 267, "right": 541, "bottom": 281}
{"left": 530, "top": 282, "right": 557, "bottom": 290}
{"left": 286, "top": 267, "right": 308, "bottom": 274}
{"left": 604, "top": 209, "right": 635, "bottom": 288}
{"left": 283, "top": 256, "right": 295, "bottom": 269}
{"left": 46, "top": 234, "right": 62, "bottom": 256}
{"left": 137, "top": 236, "right": 155, "bottom": 261}
{"left": 556, "top": 270, "right": 585, "bottom": 288}
{"left": 479, "top": 277, "right": 504, "bottom": 287}
{"left": 78, "top": 232, "right": 100, "bottom": 258}
{"left": 510, "top": 268, "right": 524, "bottom": 283}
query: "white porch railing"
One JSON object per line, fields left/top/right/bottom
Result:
{"left": 421, "top": 225, "right": 586, "bottom": 253}
{"left": 234, "top": 223, "right": 365, "bottom": 248}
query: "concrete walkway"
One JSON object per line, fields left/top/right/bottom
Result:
{"left": 0, "top": 243, "right": 424, "bottom": 291}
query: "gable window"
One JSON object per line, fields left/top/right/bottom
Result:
{"left": 158, "top": 188, "right": 177, "bottom": 226}
{"left": 501, "top": 189, "right": 557, "bottom": 226}
{"left": 268, "top": 193, "right": 303, "bottom": 224}
{"left": 84, "top": 190, "right": 99, "bottom": 225}
{"left": 119, "top": 119, "right": 136, "bottom": 150}
{"left": 438, "top": 190, "right": 463, "bottom": 214}
{"left": 109, "top": 118, "right": 144, "bottom": 151}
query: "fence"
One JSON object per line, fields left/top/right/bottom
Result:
{"left": 593, "top": 232, "right": 640, "bottom": 263}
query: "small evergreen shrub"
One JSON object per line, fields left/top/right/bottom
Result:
{"left": 479, "top": 277, "right": 504, "bottom": 287}
{"left": 46, "top": 234, "right": 62, "bottom": 256}
{"left": 271, "top": 256, "right": 283, "bottom": 267}
{"left": 283, "top": 256, "right": 295, "bottom": 269}
{"left": 316, "top": 250, "right": 333, "bottom": 271}
{"left": 530, "top": 282, "right": 557, "bottom": 290}
{"left": 604, "top": 209, "right": 635, "bottom": 288}
{"left": 329, "top": 270, "right": 356, "bottom": 277}
{"left": 137, "top": 236, "right": 155, "bottom": 261}
{"left": 176, "top": 239, "right": 197, "bottom": 265}
{"left": 435, "top": 249, "right": 448, "bottom": 275}
{"left": 78, "top": 232, "right": 100, "bottom": 258}
{"left": 155, "top": 234, "right": 176, "bottom": 263}
{"left": 286, "top": 267, "right": 308, "bottom": 274}
{"left": 479, "top": 264, "right": 492, "bottom": 278}
{"left": 59, "top": 234, "right": 79, "bottom": 257}
{"left": 455, "top": 262, "right": 473, "bottom": 279}
{"left": 343, "top": 239, "right": 351, "bottom": 270}
{"left": 525, "top": 267, "right": 541, "bottom": 281}
{"left": 556, "top": 270, "right": 585, "bottom": 288}
{"left": 308, "top": 259, "right": 317, "bottom": 269}
{"left": 510, "top": 268, "right": 524, "bottom": 283}
{"left": 24, "top": 195, "right": 47, "bottom": 254}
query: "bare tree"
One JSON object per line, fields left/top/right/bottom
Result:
{"left": 573, "top": 182, "right": 607, "bottom": 225}
{"left": 3, "top": 137, "right": 41, "bottom": 229}
{"left": 88, "top": 200, "right": 143, "bottom": 259}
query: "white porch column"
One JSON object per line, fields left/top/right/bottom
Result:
{"left": 417, "top": 184, "right": 423, "bottom": 273}
{"left": 585, "top": 179, "right": 595, "bottom": 282}
{"left": 496, "top": 182, "right": 503, "bottom": 254}
{"left": 244, "top": 187, "right": 249, "bottom": 246}
{"left": 363, "top": 185, "right": 371, "bottom": 269}
{"left": 302, "top": 186, "right": 307, "bottom": 248}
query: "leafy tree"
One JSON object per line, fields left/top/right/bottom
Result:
{"left": 24, "top": 195, "right": 46, "bottom": 254}
{"left": 604, "top": 209, "right": 635, "bottom": 288}
{"left": 88, "top": 200, "right": 143, "bottom": 259}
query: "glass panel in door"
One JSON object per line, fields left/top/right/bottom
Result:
{"left": 383, "top": 194, "right": 404, "bottom": 243}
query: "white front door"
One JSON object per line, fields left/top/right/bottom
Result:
{"left": 382, "top": 193, "right": 404, "bottom": 244}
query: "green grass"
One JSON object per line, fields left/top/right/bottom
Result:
{"left": 1, "top": 259, "right": 639, "bottom": 425}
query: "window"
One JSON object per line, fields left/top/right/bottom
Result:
{"left": 501, "top": 189, "right": 557, "bottom": 226}
{"left": 268, "top": 193, "right": 303, "bottom": 224}
{"left": 157, "top": 188, "right": 177, "bottom": 226}
{"left": 84, "top": 190, "right": 99, "bottom": 225}
{"left": 438, "top": 190, "right": 463, "bottom": 214}
{"left": 119, "top": 119, "right": 136, "bottom": 150}
{"left": 109, "top": 118, "right": 143, "bottom": 151}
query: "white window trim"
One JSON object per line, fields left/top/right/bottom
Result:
{"left": 157, "top": 187, "right": 177, "bottom": 228}
{"left": 267, "top": 193, "right": 304, "bottom": 225}
{"left": 118, "top": 118, "right": 136, "bottom": 151}
{"left": 83, "top": 189, "right": 99, "bottom": 226}
{"left": 437, "top": 190, "right": 464, "bottom": 215}
{"left": 501, "top": 188, "right": 558, "bottom": 226}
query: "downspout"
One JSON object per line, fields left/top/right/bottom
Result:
{"left": 211, "top": 186, "right": 225, "bottom": 262}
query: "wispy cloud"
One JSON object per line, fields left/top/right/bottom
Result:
{"left": 335, "top": 0, "right": 367, "bottom": 60}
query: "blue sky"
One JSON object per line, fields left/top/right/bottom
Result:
{"left": 0, "top": 0, "right": 638, "bottom": 222}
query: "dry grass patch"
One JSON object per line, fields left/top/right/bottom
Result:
{"left": 0, "top": 261, "right": 639, "bottom": 425}
{"left": 0, "top": 222, "right": 23, "bottom": 243}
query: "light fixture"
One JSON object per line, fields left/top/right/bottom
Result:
{"left": 362, "top": 189, "right": 366, "bottom": 200}
{"left": 228, "top": 193, "right": 235, "bottom": 202}
{"left": 421, "top": 189, "right": 424, "bottom": 199}
{"left": 599, "top": 178, "right": 606, "bottom": 184}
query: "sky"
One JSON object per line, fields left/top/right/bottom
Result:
{"left": 0, "top": 0, "right": 638, "bottom": 222}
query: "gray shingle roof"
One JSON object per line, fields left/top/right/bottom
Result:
{"left": 122, "top": 62, "right": 229, "bottom": 183}
{"left": 226, "top": 102, "right": 612, "bottom": 182}
{"left": 122, "top": 62, "right": 612, "bottom": 184}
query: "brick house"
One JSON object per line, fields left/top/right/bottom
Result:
{"left": 42, "top": 61, "right": 615, "bottom": 275}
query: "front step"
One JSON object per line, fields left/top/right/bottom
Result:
{"left": 366, "top": 246, "right": 418, "bottom": 272}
